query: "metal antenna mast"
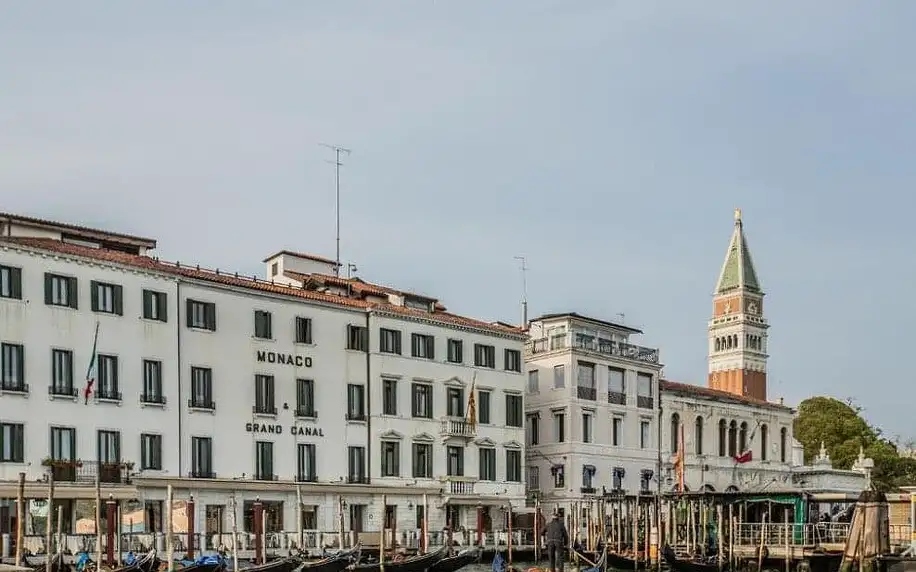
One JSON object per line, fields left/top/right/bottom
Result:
{"left": 320, "top": 143, "right": 351, "bottom": 276}
{"left": 514, "top": 256, "right": 528, "bottom": 327}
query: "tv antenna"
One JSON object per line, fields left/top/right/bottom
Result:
{"left": 320, "top": 143, "right": 351, "bottom": 276}
{"left": 514, "top": 256, "right": 528, "bottom": 327}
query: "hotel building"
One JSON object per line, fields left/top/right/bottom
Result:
{"left": 0, "top": 212, "right": 526, "bottom": 550}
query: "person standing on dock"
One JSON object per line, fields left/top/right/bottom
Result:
{"left": 542, "top": 511, "right": 569, "bottom": 572}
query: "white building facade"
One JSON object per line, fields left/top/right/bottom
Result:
{"left": 0, "top": 213, "right": 526, "bottom": 553}
{"left": 524, "top": 312, "right": 663, "bottom": 511}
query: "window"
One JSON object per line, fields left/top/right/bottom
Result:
{"left": 297, "top": 443, "right": 317, "bottom": 482}
{"left": 142, "top": 360, "right": 164, "bottom": 403}
{"left": 142, "top": 290, "right": 167, "bottom": 322}
{"left": 528, "top": 466, "right": 540, "bottom": 490}
{"left": 347, "top": 325, "right": 368, "bottom": 351}
{"left": 381, "top": 379, "right": 398, "bottom": 415}
{"left": 504, "top": 349, "right": 521, "bottom": 372}
{"left": 381, "top": 441, "right": 400, "bottom": 477}
{"left": 640, "top": 469, "right": 653, "bottom": 493}
{"left": 760, "top": 424, "right": 768, "bottom": 461}
{"left": 583, "top": 465, "right": 595, "bottom": 490}
{"left": 140, "top": 434, "right": 162, "bottom": 470}
{"left": 379, "top": 329, "right": 402, "bottom": 354}
{"left": 577, "top": 361, "right": 596, "bottom": 400}
{"left": 670, "top": 413, "right": 681, "bottom": 452}
{"left": 553, "top": 364, "right": 566, "bottom": 388}
{"left": 1, "top": 343, "right": 26, "bottom": 391}
{"left": 479, "top": 448, "right": 496, "bottom": 481}
{"left": 506, "top": 450, "right": 522, "bottom": 482}
{"left": 608, "top": 367, "right": 625, "bottom": 404}
{"left": 526, "top": 414, "right": 540, "bottom": 446}
{"left": 478, "top": 390, "right": 491, "bottom": 424}
{"left": 552, "top": 465, "right": 565, "bottom": 488}
{"left": 296, "top": 379, "right": 316, "bottom": 417}
{"left": 0, "top": 423, "right": 24, "bottom": 462}
{"left": 50, "top": 349, "right": 74, "bottom": 396}
{"left": 474, "top": 344, "right": 495, "bottom": 368}
{"left": 44, "top": 274, "right": 78, "bottom": 308}
{"left": 254, "top": 375, "right": 276, "bottom": 415}
{"left": 728, "top": 421, "right": 738, "bottom": 457}
{"left": 50, "top": 427, "right": 75, "bottom": 461}
{"left": 97, "top": 354, "right": 119, "bottom": 400}
{"left": 639, "top": 420, "right": 650, "bottom": 449}
{"left": 695, "top": 416, "right": 704, "bottom": 455}
{"left": 271, "top": 262, "right": 278, "bottom": 276}
{"left": 412, "top": 443, "right": 432, "bottom": 478}
{"left": 554, "top": 412, "right": 566, "bottom": 442}
{"left": 504, "top": 394, "right": 523, "bottom": 427}
{"left": 349, "top": 504, "right": 366, "bottom": 533}
{"left": 411, "top": 334, "right": 435, "bottom": 359}
{"left": 347, "top": 446, "right": 366, "bottom": 483}
{"left": 192, "top": 437, "right": 213, "bottom": 478}
{"left": 295, "top": 317, "right": 313, "bottom": 344}
{"left": 0, "top": 265, "right": 22, "bottom": 299}
{"left": 186, "top": 299, "right": 217, "bottom": 331}
{"left": 612, "top": 417, "right": 622, "bottom": 446}
{"left": 97, "top": 430, "right": 121, "bottom": 464}
{"left": 718, "top": 420, "right": 727, "bottom": 457}
{"left": 90, "top": 281, "right": 123, "bottom": 315}
{"left": 446, "top": 387, "right": 464, "bottom": 417}
{"left": 739, "top": 422, "right": 748, "bottom": 454}
{"left": 411, "top": 383, "right": 432, "bottom": 418}
{"left": 612, "top": 467, "right": 624, "bottom": 490}
{"left": 447, "top": 339, "right": 463, "bottom": 363}
{"left": 255, "top": 441, "right": 274, "bottom": 480}
{"left": 780, "top": 427, "right": 787, "bottom": 463}
{"left": 190, "top": 367, "right": 214, "bottom": 409}
{"left": 254, "top": 310, "right": 272, "bottom": 339}
{"left": 446, "top": 446, "right": 464, "bottom": 476}
{"left": 582, "top": 413, "right": 593, "bottom": 443}
{"left": 347, "top": 384, "right": 365, "bottom": 420}
{"left": 527, "top": 370, "right": 539, "bottom": 393}
{"left": 636, "top": 373, "right": 654, "bottom": 408}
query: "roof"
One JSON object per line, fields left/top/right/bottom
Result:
{"left": 532, "top": 312, "right": 643, "bottom": 334}
{"left": 0, "top": 237, "right": 523, "bottom": 338}
{"left": 286, "top": 271, "right": 443, "bottom": 305}
{"left": 261, "top": 249, "right": 340, "bottom": 266}
{"left": 0, "top": 211, "right": 157, "bottom": 248}
{"left": 660, "top": 379, "right": 792, "bottom": 411}
{"left": 714, "top": 209, "right": 761, "bottom": 295}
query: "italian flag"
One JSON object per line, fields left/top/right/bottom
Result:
{"left": 84, "top": 321, "right": 100, "bottom": 405}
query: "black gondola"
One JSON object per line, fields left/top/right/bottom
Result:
{"left": 603, "top": 551, "right": 648, "bottom": 570}
{"left": 661, "top": 545, "right": 723, "bottom": 572}
{"left": 112, "top": 550, "right": 160, "bottom": 572}
{"left": 353, "top": 545, "right": 447, "bottom": 572}
{"left": 178, "top": 561, "right": 226, "bottom": 572}
{"left": 427, "top": 548, "right": 478, "bottom": 572}
{"left": 238, "top": 556, "right": 303, "bottom": 572}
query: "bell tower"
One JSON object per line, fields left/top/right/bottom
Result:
{"left": 707, "top": 208, "right": 769, "bottom": 401}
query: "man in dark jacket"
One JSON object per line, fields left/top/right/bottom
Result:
{"left": 541, "top": 512, "right": 569, "bottom": 572}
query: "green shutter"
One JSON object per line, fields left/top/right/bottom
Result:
{"left": 113, "top": 285, "right": 123, "bottom": 316}
{"left": 186, "top": 299, "right": 194, "bottom": 328}
{"left": 44, "top": 274, "right": 53, "bottom": 305}
{"left": 142, "top": 290, "right": 151, "bottom": 319}
{"left": 159, "top": 292, "right": 168, "bottom": 322}
{"left": 207, "top": 303, "right": 216, "bottom": 330}
{"left": 90, "top": 281, "right": 99, "bottom": 311}
{"left": 9, "top": 268, "right": 21, "bottom": 299}
{"left": 68, "top": 277, "right": 78, "bottom": 309}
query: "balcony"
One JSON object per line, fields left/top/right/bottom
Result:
{"left": 255, "top": 472, "right": 278, "bottom": 481}
{"left": 580, "top": 487, "right": 597, "bottom": 495}
{"left": 576, "top": 386, "right": 597, "bottom": 401}
{"left": 296, "top": 473, "right": 318, "bottom": 483}
{"left": 189, "top": 470, "right": 216, "bottom": 479}
{"left": 140, "top": 393, "right": 166, "bottom": 405}
{"left": 528, "top": 335, "right": 659, "bottom": 365}
{"left": 41, "top": 460, "right": 132, "bottom": 484}
{"left": 253, "top": 404, "right": 278, "bottom": 416}
{"left": 48, "top": 385, "right": 77, "bottom": 399}
{"left": 1, "top": 382, "right": 29, "bottom": 394}
{"left": 440, "top": 418, "right": 476, "bottom": 440}
{"left": 95, "top": 390, "right": 122, "bottom": 402}
{"left": 188, "top": 399, "right": 215, "bottom": 411}
{"left": 608, "top": 391, "right": 626, "bottom": 405}
{"left": 347, "top": 475, "right": 369, "bottom": 484}
{"left": 440, "top": 476, "right": 477, "bottom": 495}
{"left": 295, "top": 406, "right": 317, "bottom": 419}
{"left": 637, "top": 395, "right": 654, "bottom": 409}
{"left": 346, "top": 413, "right": 367, "bottom": 422}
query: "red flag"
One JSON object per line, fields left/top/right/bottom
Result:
{"left": 735, "top": 450, "right": 753, "bottom": 464}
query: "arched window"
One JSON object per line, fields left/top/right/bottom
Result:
{"left": 718, "top": 420, "right": 727, "bottom": 457}
{"left": 760, "top": 424, "right": 768, "bottom": 461}
{"left": 780, "top": 427, "right": 788, "bottom": 463}
{"left": 733, "top": 334, "right": 738, "bottom": 348}
{"left": 738, "top": 422, "right": 748, "bottom": 453}
{"left": 670, "top": 413, "right": 680, "bottom": 452}
{"left": 728, "top": 421, "right": 738, "bottom": 457}
{"left": 715, "top": 338, "right": 721, "bottom": 352}
{"left": 695, "top": 416, "right": 704, "bottom": 455}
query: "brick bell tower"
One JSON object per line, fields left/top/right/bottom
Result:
{"left": 708, "top": 208, "right": 769, "bottom": 401}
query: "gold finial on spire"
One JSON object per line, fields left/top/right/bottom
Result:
{"left": 734, "top": 207, "right": 742, "bottom": 222}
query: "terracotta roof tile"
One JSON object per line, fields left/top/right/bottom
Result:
{"left": 0, "top": 212, "right": 156, "bottom": 247}
{"left": 660, "top": 379, "right": 792, "bottom": 410}
{"left": 1, "top": 237, "right": 521, "bottom": 337}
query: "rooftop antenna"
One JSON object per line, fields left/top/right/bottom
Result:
{"left": 514, "top": 256, "right": 528, "bottom": 327}
{"left": 616, "top": 313, "right": 625, "bottom": 324}
{"left": 320, "top": 143, "right": 351, "bottom": 276}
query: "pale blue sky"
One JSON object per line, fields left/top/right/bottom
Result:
{"left": 2, "top": 2, "right": 913, "bottom": 438}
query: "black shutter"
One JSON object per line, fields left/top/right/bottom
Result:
{"left": 113, "top": 285, "right": 123, "bottom": 316}
{"left": 90, "top": 281, "right": 99, "bottom": 311}
{"left": 207, "top": 303, "right": 216, "bottom": 330}
{"left": 142, "top": 290, "right": 151, "bottom": 319}
{"left": 18, "top": 346, "right": 25, "bottom": 387}
{"left": 9, "top": 268, "right": 21, "bottom": 299}
{"left": 68, "top": 277, "right": 78, "bottom": 309}
{"left": 186, "top": 299, "right": 194, "bottom": 328}
{"left": 159, "top": 292, "right": 168, "bottom": 322}
{"left": 44, "top": 274, "right": 53, "bottom": 305}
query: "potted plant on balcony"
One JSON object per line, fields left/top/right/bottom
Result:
{"left": 41, "top": 458, "right": 82, "bottom": 481}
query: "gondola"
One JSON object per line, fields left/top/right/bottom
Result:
{"left": 114, "top": 550, "right": 161, "bottom": 572}
{"left": 427, "top": 548, "right": 479, "bottom": 572}
{"left": 661, "top": 545, "right": 723, "bottom": 572}
{"left": 602, "top": 551, "right": 648, "bottom": 570}
{"left": 24, "top": 552, "right": 66, "bottom": 572}
{"left": 176, "top": 554, "right": 229, "bottom": 572}
{"left": 238, "top": 556, "right": 303, "bottom": 572}
{"left": 353, "top": 545, "right": 447, "bottom": 572}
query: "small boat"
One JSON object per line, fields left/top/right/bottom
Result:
{"left": 353, "top": 545, "right": 447, "bottom": 572}
{"left": 178, "top": 554, "right": 229, "bottom": 572}
{"left": 113, "top": 550, "right": 160, "bottom": 572}
{"left": 296, "top": 554, "right": 354, "bottom": 572}
{"left": 603, "top": 551, "right": 648, "bottom": 570}
{"left": 240, "top": 557, "right": 303, "bottom": 572}
{"left": 661, "top": 545, "right": 723, "bottom": 572}
{"left": 427, "top": 548, "right": 479, "bottom": 572}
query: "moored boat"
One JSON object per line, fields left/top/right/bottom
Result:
{"left": 353, "top": 545, "right": 447, "bottom": 572}
{"left": 427, "top": 548, "right": 478, "bottom": 572}
{"left": 661, "top": 545, "right": 723, "bottom": 572}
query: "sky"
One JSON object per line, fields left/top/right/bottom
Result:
{"left": 2, "top": 2, "right": 914, "bottom": 438}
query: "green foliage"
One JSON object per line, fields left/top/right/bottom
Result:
{"left": 793, "top": 396, "right": 916, "bottom": 492}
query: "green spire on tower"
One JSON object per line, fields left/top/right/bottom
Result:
{"left": 714, "top": 208, "right": 761, "bottom": 294}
